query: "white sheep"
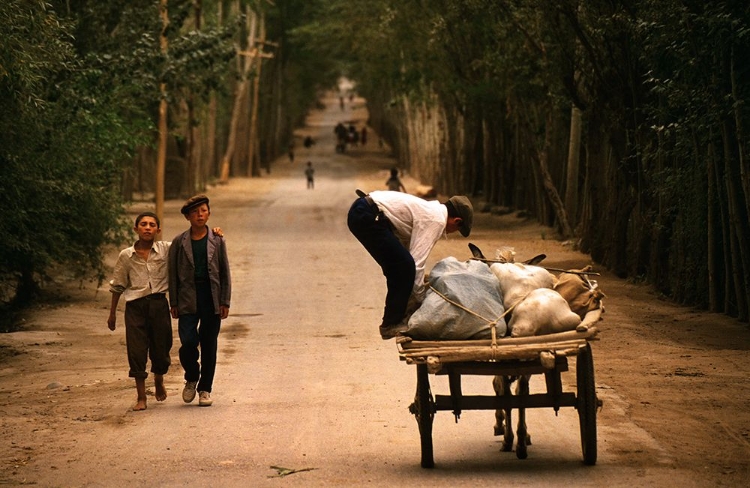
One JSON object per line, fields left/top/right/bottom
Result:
{"left": 489, "top": 262, "right": 557, "bottom": 310}
{"left": 508, "top": 288, "right": 582, "bottom": 337}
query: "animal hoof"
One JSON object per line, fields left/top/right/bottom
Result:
{"left": 516, "top": 444, "right": 528, "bottom": 459}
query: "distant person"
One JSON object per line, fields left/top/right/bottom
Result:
{"left": 361, "top": 127, "right": 368, "bottom": 145}
{"left": 108, "top": 212, "right": 172, "bottom": 411}
{"left": 335, "top": 122, "right": 347, "bottom": 153}
{"left": 339, "top": 96, "right": 345, "bottom": 111}
{"left": 348, "top": 125, "right": 359, "bottom": 146}
{"left": 305, "top": 162, "right": 315, "bottom": 189}
{"left": 303, "top": 136, "right": 315, "bottom": 148}
{"left": 169, "top": 195, "right": 232, "bottom": 407}
{"left": 385, "top": 168, "right": 406, "bottom": 192}
{"left": 288, "top": 142, "right": 295, "bottom": 163}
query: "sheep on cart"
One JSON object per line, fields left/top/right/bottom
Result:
{"left": 396, "top": 246, "right": 604, "bottom": 468}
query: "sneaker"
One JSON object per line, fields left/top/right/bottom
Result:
{"left": 198, "top": 391, "right": 213, "bottom": 407}
{"left": 182, "top": 381, "right": 198, "bottom": 403}
{"left": 379, "top": 323, "right": 408, "bottom": 340}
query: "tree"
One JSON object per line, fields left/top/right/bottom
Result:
{"left": 0, "top": 1, "right": 133, "bottom": 311}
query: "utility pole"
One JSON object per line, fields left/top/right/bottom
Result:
{"left": 240, "top": 13, "right": 276, "bottom": 177}
{"left": 219, "top": 8, "right": 257, "bottom": 184}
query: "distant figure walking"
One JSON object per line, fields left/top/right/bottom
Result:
{"left": 361, "top": 127, "right": 368, "bottom": 146}
{"left": 334, "top": 122, "right": 347, "bottom": 153}
{"left": 288, "top": 143, "right": 295, "bottom": 163}
{"left": 386, "top": 168, "right": 406, "bottom": 192}
{"left": 348, "top": 124, "right": 359, "bottom": 146}
{"left": 339, "top": 96, "right": 345, "bottom": 111}
{"left": 303, "top": 136, "right": 315, "bottom": 148}
{"left": 305, "top": 162, "right": 315, "bottom": 189}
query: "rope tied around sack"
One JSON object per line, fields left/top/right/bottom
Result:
{"left": 428, "top": 285, "right": 530, "bottom": 355}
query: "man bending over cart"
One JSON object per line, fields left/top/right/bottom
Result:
{"left": 347, "top": 190, "right": 473, "bottom": 340}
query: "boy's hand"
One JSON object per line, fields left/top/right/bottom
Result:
{"left": 170, "top": 307, "right": 179, "bottom": 319}
{"left": 220, "top": 305, "right": 229, "bottom": 320}
{"left": 212, "top": 227, "right": 224, "bottom": 237}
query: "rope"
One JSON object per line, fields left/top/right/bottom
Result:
{"left": 468, "top": 258, "right": 601, "bottom": 276}
{"left": 428, "top": 285, "right": 530, "bottom": 350}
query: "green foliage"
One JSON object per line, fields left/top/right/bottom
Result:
{"left": 0, "top": 1, "right": 133, "bottom": 309}
{"left": 298, "top": 0, "right": 750, "bottom": 314}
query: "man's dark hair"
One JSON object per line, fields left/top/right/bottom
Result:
{"left": 135, "top": 211, "right": 160, "bottom": 228}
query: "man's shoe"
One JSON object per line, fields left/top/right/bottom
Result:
{"left": 198, "top": 391, "right": 213, "bottom": 407}
{"left": 379, "top": 323, "right": 408, "bottom": 340}
{"left": 182, "top": 381, "right": 198, "bottom": 403}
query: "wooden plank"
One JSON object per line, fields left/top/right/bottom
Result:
{"left": 400, "top": 339, "right": 587, "bottom": 359}
{"left": 434, "top": 358, "right": 569, "bottom": 376}
{"left": 434, "top": 392, "right": 577, "bottom": 411}
{"left": 398, "top": 326, "right": 599, "bottom": 350}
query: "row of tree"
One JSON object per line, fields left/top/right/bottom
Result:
{"left": 301, "top": 0, "right": 750, "bottom": 322}
{"left": 2, "top": 1, "right": 749, "bottom": 326}
{"left": 0, "top": 0, "right": 334, "bottom": 319}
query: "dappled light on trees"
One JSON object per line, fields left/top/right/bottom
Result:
{"left": 1, "top": 0, "right": 749, "bottom": 324}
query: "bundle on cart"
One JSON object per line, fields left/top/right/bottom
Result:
{"left": 403, "top": 249, "right": 605, "bottom": 347}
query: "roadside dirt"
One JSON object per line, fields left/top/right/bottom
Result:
{"left": 1, "top": 91, "right": 750, "bottom": 486}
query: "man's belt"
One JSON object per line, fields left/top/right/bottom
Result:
{"left": 356, "top": 189, "right": 394, "bottom": 230}
{"left": 356, "top": 189, "right": 379, "bottom": 211}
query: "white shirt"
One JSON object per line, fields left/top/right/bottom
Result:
{"left": 369, "top": 191, "right": 448, "bottom": 299}
{"left": 109, "top": 240, "right": 171, "bottom": 302}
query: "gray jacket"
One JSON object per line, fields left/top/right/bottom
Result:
{"left": 168, "top": 228, "right": 231, "bottom": 315}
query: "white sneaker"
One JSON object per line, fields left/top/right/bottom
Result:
{"left": 198, "top": 391, "right": 213, "bottom": 407}
{"left": 182, "top": 381, "right": 198, "bottom": 403}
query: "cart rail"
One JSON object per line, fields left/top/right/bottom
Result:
{"left": 397, "top": 308, "right": 602, "bottom": 373}
{"left": 398, "top": 303, "right": 604, "bottom": 468}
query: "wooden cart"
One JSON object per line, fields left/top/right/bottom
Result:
{"left": 397, "top": 307, "right": 603, "bottom": 468}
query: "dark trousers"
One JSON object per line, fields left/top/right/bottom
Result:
{"left": 178, "top": 282, "right": 221, "bottom": 392}
{"left": 125, "top": 294, "right": 172, "bottom": 379}
{"left": 347, "top": 197, "right": 415, "bottom": 326}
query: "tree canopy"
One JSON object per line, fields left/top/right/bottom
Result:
{"left": 2, "top": 0, "right": 749, "bottom": 324}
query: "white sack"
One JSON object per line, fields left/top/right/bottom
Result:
{"left": 406, "top": 257, "right": 506, "bottom": 340}
{"left": 490, "top": 262, "right": 556, "bottom": 309}
{"left": 508, "top": 288, "right": 581, "bottom": 337}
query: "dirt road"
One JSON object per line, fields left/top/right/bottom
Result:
{"left": 2, "top": 93, "right": 750, "bottom": 487}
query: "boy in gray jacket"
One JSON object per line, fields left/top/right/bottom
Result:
{"left": 169, "top": 194, "right": 231, "bottom": 407}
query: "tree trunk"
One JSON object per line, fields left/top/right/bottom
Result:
{"left": 705, "top": 132, "right": 718, "bottom": 312}
{"left": 187, "top": 0, "right": 203, "bottom": 194}
{"left": 564, "top": 105, "right": 582, "bottom": 228}
{"left": 206, "top": 94, "right": 217, "bottom": 180}
{"left": 248, "top": 12, "right": 265, "bottom": 177}
{"left": 219, "top": 5, "right": 256, "bottom": 184}
{"left": 185, "top": 98, "right": 196, "bottom": 195}
{"left": 155, "top": 0, "right": 169, "bottom": 223}
{"left": 535, "top": 111, "right": 573, "bottom": 237}
{"left": 730, "top": 44, "right": 749, "bottom": 233}
{"left": 721, "top": 120, "right": 748, "bottom": 320}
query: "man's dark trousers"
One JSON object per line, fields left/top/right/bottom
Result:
{"left": 347, "top": 197, "right": 415, "bottom": 326}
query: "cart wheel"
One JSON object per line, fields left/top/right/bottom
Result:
{"left": 415, "top": 364, "right": 435, "bottom": 468}
{"left": 576, "top": 343, "right": 597, "bottom": 465}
